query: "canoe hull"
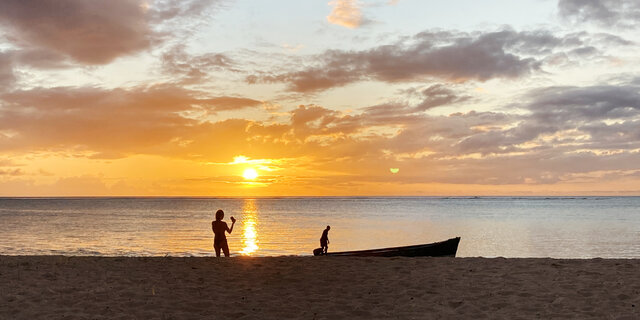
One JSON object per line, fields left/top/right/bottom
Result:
{"left": 315, "top": 237, "right": 460, "bottom": 257}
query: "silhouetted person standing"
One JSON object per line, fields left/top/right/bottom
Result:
{"left": 212, "top": 209, "right": 236, "bottom": 257}
{"left": 320, "top": 225, "right": 330, "bottom": 254}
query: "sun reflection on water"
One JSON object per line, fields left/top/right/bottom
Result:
{"left": 240, "top": 199, "right": 259, "bottom": 255}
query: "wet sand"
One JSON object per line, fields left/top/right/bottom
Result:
{"left": 1, "top": 256, "right": 639, "bottom": 319}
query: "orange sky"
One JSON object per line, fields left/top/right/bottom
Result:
{"left": 0, "top": 0, "right": 639, "bottom": 196}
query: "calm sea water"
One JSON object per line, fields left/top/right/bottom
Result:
{"left": 1, "top": 197, "right": 639, "bottom": 258}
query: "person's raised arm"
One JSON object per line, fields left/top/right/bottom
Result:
{"left": 227, "top": 216, "right": 236, "bottom": 234}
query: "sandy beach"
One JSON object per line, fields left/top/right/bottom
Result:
{"left": 1, "top": 256, "right": 639, "bottom": 319}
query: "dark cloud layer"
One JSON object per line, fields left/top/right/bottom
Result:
{"left": 559, "top": 0, "right": 640, "bottom": 28}
{"left": 0, "top": 0, "right": 157, "bottom": 65}
{"left": 0, "top": 0, "right": 224, "bottom": 66}
{"left": 247, "top": 29, "right": 604, "bottom": 93}
{"left": 247, "top": 30, "right": 597, "bottom": 92}
{"left": 248, "top": 31, "right": 532, "bottom": 92}
{"left": 0, "top": 0, "right": 230, "bottom": 94}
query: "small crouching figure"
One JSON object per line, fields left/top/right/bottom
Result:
{"left": 320, "top": 225, "right": 330, "bottom": 254}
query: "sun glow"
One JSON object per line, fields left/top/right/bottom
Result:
{"left": 240, "top": 199, "right": 259, "bottom": 255}
{"left": 242, "top": 168, "right": 259, "bottom": 180}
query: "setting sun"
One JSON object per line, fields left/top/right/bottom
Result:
{"left": 242, "top": 168, "right": 259, "bottom": 180}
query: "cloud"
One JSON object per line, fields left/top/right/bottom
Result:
{"left": 149, "top": 0, "right": 214, "bottom": 21}
{"left": 0, "top": 85, "right": 263, "bottom": 157}
{"left": 448, "top": 84, "right": 640, "bottom": 157}
{"left": 201, "top": 97, "right": 263, "bottom": 111}
{"left": 1, "top": 80, "right": 640, "bottom": 187}
{"left": 526, "top": 85, "right": 640, "bottom": 119}
{"left": 361, "top": 84, "right": 471, "bottom": 121}
{"left": 476, "top": 87, "right": 640, "bottom": 159}
{"left": 0, "top": 0, "right": 157, "bottom": 64}
{"left": 0, "top": 158, "right": 23, "bottom": 177}
{"left": 0, "top": 47, "right": 82, "bottom": 90}
{"left": 0, "top": 0, "right": 224, "bottom": 66}
{"left": 0, "top": 52, "right": 15, "bottom": 88}
{"left": 11, "top": 48, "right": 71, "bottom": 69}
{"left": 406, "top": 84, "right": 471, "bottom": 111}
{"left": 558, "top": 0, "right": 640, "bottom": 28}
{"left": 248, "top": 29, "right": 600, "bottom": 92}
{"left": 0, "top": 168, "right": 22, "bottom": 176}
{"left": 327, "top": 0, "right": 364, "bottom": 29}
{"left": 160, "top": 45, "right": 236, "bottom": 83}
{"left": 275, "top": 82, "right": 640, "bottom": 185}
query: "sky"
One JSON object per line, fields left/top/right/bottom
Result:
{"left": 0, "top": 0, "right": 639, "bottom": 196}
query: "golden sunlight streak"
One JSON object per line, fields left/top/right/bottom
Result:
{"left": 232, "top": 155, "right": 250, "bottom": 164}
{"left": 240, "top": 199, "right": 259, "bottom": 255}
{"left": 243, "top": 168, "right": 259, "bottom": 180}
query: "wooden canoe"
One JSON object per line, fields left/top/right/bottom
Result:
{"left": 314, "top": 237, "right": 460, "bottom": 257}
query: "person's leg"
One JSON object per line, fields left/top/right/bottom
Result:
{"left": 214, "top": 241, "right": 221, "bottom": 257}
{"left": 222, "top": 239, "right": 230, "bottom": 257}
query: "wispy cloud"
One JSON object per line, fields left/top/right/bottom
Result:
{"left": 160, "top": 44, "right": 236, "bottom": 83}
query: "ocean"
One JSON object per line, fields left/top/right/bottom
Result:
{"left": 1, "top": 197, "right": 639, "bottom": 258}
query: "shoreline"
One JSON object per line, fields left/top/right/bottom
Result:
{"left": 3, "top": 254, "right": 640, "bottom": 259}
{"left": 2, "top": 256, "right": 639, "bottom": 319}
